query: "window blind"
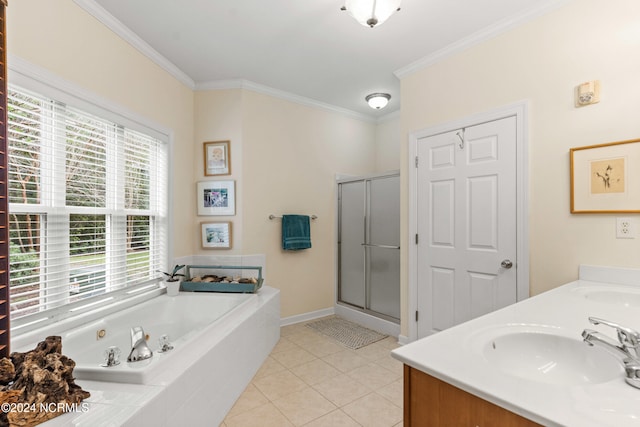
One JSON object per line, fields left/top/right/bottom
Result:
{"left": 7, "top": 86, "right": 168, "bottom": 322}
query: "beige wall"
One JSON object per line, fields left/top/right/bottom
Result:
{"left": 8, "top": 0, "right": 196, "bottom": 260}
{"left": 374, "top": 114, "right": 401, "bottom": 173}
{"left": 194, "top": 90, "right": 245, "bottom": 253}
{"left": 400, "top": 0, "right": 640, "bottom": 335}
{"left": 195, "top": 89, "right": 377, "bottom": 317}
{"left": 9, "top": 0, "right": 377, "bottom": 320}
{"left": 16, "top": 0, "right": 636, "bottom": 329}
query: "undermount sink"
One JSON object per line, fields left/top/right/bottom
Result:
{"left": 483, "top": 331, "right": 622, "bottom": 385}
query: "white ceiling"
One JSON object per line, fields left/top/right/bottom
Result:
{"left": 82, "top": 0, "right": 567, "bottom": 120}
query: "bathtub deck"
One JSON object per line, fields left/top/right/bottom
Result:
{"left": 27, "top": 286, "right": 281, "bottom": 427}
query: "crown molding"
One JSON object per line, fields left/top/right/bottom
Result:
{"left": 394, "top": 0, "right": 571, "bottom": 79}
{"left": 197, "top": 79, "right": 377, "bottom": 123}
{"left": 73, "top": 0, "right": 195, "bottom": 89}
{"left": 74, "top": 0, "right": 377, "bottom": 122}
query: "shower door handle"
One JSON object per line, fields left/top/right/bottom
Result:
{"left": 361, "top": 243, "right": 400, "bottom": 250}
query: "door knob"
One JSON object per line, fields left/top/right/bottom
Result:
{"left": 501, "top": 259, "right": 513, "bottom": 269}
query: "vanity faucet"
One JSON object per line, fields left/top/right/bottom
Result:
{"left": 582, "top": 316, "right": 640, "bottom": 389}
{"left": 127, "top": 326, "right": 153, "bottom": 362}
{"left": 587, "top": 317, "right": 640, "bottom": 359}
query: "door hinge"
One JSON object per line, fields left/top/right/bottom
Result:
{"left": 415, "top": 310, "right": 419, "bottom": 322}
{"left": 415, "top": 234, "right": 419, "bottom": 244}
{"left": 415, "top": 156, "right": 419, "bottom": 168}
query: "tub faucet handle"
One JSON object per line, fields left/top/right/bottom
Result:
{"left": 158, "top": 334, "right": 174, "bottom": 353}
{"left": 101, "top": 346, "right": 121, "bottom": 367}
{"left": 127, "top": 326, "right": 153, "bottom": 362}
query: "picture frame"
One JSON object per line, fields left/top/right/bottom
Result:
{"left": 197, "top": 180, "right": 235, "bottom": 216}
{"left": 201, "top": 222, "right": 232, "bottom": 249}
{"left": 203, "top": 141, "right": 231, "bottom": 176}
{"left": 570, "top": 138, "right": 640, "bottom": 213}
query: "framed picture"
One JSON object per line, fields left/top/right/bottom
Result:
{"left": 201, "top": 222, "right": 232, "bottom": 249}
{"left": 570, "top": 138, "right": 640, "bottom": 213}
{"left": 204, "top": 141, "right": 231, "bottom": 176}
{"left": 197, "top": 180, "right": 235, "bottom": 216}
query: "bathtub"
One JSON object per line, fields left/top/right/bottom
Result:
{"left": 12, "top": 286, "right": 280, "bottom": 425}
{"left": 52, "top": 292, "right": 256, "bottom": 384}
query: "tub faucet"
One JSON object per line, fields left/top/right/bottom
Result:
{"left": 582, "top": 316, "right": 640, "bottom": 389}
{"left": 127, "top": 326, "right": 153, "bottom": 362}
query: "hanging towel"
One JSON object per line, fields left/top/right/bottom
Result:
{"left": 282, "top": 215, "right": 312, "bottom": 250}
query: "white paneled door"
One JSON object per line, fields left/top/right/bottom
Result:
{"left": 416, "top": 116, "right": 517, "bottom": 338}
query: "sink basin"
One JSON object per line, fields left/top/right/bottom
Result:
{"left": 573, "top": 286, "right": 640, "bottom": 308}
{"left": 483, "top": 332, "right": 622, "bottom": 385}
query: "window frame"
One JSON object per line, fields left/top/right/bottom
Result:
{"left": 8, "top": 57, "right": 173, "bottom": 336}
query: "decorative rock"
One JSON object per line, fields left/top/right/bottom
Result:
{"left": 0, "top": 336, "right": 90, "bottom": 426}
{"left": 0, "top": 358, "right": 15, "bottom": 385}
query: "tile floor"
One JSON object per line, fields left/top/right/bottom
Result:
{"left": 220, "top": 319, "right": 404, "bottom": 427}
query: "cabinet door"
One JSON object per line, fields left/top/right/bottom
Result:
{"left": 405, "top": 366, "right": 541, "bottom": 427}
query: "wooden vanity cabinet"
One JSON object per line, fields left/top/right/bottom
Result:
{"left": 404, "top": 365, "right": 542, "bottom": 427}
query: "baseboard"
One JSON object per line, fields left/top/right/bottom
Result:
{"left": 397, "top": 335, "right": 411, "bottom": 346}
{"left": 334, "top": 304, "right": 401, "bottom": 338}
{"left": 280, "top": 307, "right": 334, "bottom": 327}
{"left": 280, "top": 306, "right": 405, "bottom": 342}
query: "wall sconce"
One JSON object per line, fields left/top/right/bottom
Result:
{"left": 576, "top": 80, "right": 600, "bottom": 107}
{"left": 366, "top": 93, "right": 391, "bottom": 109}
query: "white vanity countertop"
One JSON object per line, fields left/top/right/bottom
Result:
{"left": 391, "top": 265, "right": 640, "bottom": 427}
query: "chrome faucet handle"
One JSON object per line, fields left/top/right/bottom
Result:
{"left": 101, "top": 346, "right": 121, "bottom": 367}
{"left": 624, "top": 361, "right": 640, "bottom": 389}
{"left": 589, "top": 317, "right": 640, "bottom": 356}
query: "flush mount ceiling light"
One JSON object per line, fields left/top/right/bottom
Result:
{"left": 341, "top": 0, "right": 401, "bottom": 28}
{"left": 366, "top": 93, "right": 391, "bottom": 109}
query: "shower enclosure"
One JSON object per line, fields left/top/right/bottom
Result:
{"left": 337, "top": 172, "right": 400, "bottom": 330}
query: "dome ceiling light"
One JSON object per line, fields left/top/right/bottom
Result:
{"left": 341, "top": 0, "right": 401, "bottom": 28}
{"left": 365, "top": 93, "right": 391, "bottom": 109}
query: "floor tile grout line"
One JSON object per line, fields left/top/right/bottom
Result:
{"left": 224, "top": 319, "right": 403, "bottom": 426}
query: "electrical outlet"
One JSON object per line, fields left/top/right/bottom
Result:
{"left": 616, "top": 217, "right": 636, "bottom": 239}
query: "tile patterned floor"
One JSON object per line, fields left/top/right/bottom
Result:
{"left": 220, "top": 319, "right": 403, "bottom": 427}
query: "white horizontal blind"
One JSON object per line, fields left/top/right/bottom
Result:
{"left": 7, "top": 86, "right": 167, "bottom": 320}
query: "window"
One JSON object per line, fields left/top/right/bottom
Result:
{"left": 8, "top": 86, "right": 168, "bottom": 325}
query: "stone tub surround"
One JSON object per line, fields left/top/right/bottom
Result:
{"left": 392, "top": 265, "right": 640, "bottom": 426}
{"left": 16, "top": 285, "right": 280, "bottom": 427}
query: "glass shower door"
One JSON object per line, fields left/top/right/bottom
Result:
{"left": 338, "top": 180, "right": 365, "bottom": 309}
{"left": 365, "top": 176, "right": 400, "bottom": 321}
{"left": 338, "top": 173, "right": 400, "bottom": 323}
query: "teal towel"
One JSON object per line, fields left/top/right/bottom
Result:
{"left": 282, "top": 215, "right": 312, "bottom": 250}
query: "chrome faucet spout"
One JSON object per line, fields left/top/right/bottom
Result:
{"left": 127, "top": 326, "right": 153, "bottom": 362}
{"left": 582, "top": 317, "right": 640, "bottom": 390}
{"left": 588, "top": 317, "right": 640, "bottom": 359}
{"left": 582, "top": 329, "right": 634, "bottom": 362}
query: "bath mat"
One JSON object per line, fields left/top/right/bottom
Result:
{"left": 305, "top": 317, "right": 388, "bottom": 350}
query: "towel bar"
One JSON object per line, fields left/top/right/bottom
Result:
{"left": 269, "top": 214, "right": 318, "bottom": 220}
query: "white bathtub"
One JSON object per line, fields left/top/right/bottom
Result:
{"left": 12, "top": 286, "right": 280, "bottom": 426}
{"left": 55, "top": 292, "right": 258, "bottom": 384}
